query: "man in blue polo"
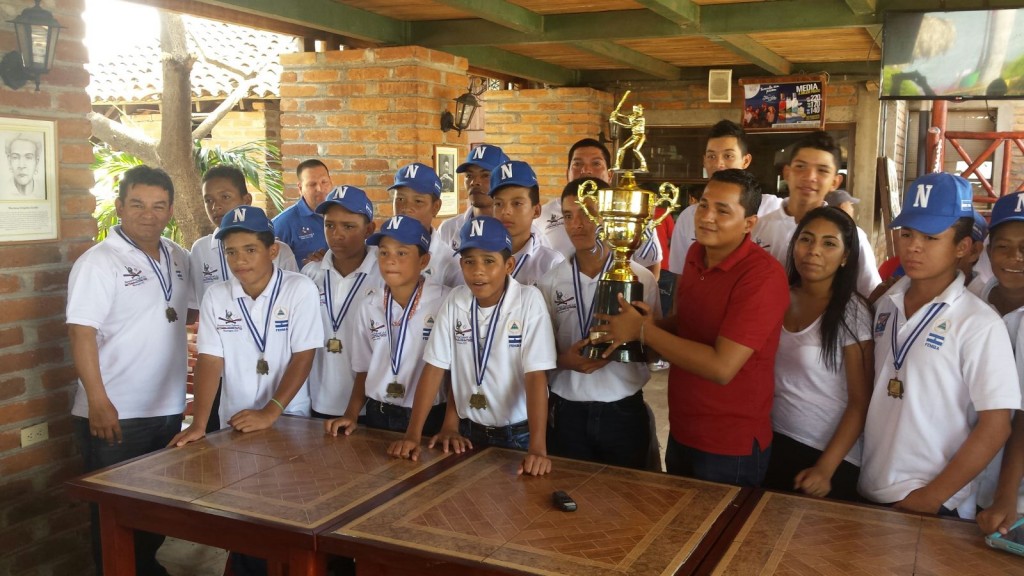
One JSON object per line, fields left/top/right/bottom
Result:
{"left": 273, "top": 159, "right": 333, "bottom": 265}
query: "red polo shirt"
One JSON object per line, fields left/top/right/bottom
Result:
{"left": 669, "top": 235, "right": 789, "bottom": 455}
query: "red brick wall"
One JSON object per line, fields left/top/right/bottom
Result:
{"left": 483, "top": 87, "right": 614, "bottom": 202}
{"left": 0, "top": 0, "right": 95, "bottom": 573}
{"left": 279, "top": 46, "right": 469, "bottom": 219}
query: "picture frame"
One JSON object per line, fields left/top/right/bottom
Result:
{"left": 738, "top": 75, "right": 827, "bottom": 133}
{"left": 434, "top": 144, "right": 459, "bottom": 217}
{"left": 0, "top": 116, "right": 59, "bottom": 242}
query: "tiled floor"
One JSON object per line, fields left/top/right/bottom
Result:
{"left": 156, "top": 369, "right": 671, "bottom": 575}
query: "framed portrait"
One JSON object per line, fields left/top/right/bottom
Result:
{"left": 0, "top": 116, "right": 58, "bottom": 242}
{"left": 434, "top": 144, "right": 459, "bottom": 217}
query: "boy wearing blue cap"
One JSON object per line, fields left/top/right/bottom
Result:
{"left": 389, "top": 162, "right": 451, "bottom": 282}
{"left": 171, "top": 206, "right": 324, "bottom": 447}
{"left": 325, "top": 216, "right": 451, "bottom": 436}
{"left": 301, "top": 186, "right": 384, "bottom": 418}
{"left": 435, "top": 144, "right": 509, "bottom": 251}
{"left": 388, "top": 216, "right": 558, "bottom": 475}
{"left": 859, "top": 172, "right": 1020, "bottom": 516}
{"left": 444, "top": 160, "right": 564, "bottom": 286}
{"left": 974, "top": 191, "right": 1024, "bottom": 533}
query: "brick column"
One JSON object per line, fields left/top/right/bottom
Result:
{"left": 279, "top": 46, "right": 469, "bottom": 215}
{"left": 483, "top": 87, "right": 614, "bottom": 202}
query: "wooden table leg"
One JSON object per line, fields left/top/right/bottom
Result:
{"left": 288, "top": 549, "right": 327, "bottom": 576}
{"left": 99, "top": 504, "right": 136, "bottom": 576}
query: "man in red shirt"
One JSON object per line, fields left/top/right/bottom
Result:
{"left": 599, "top": 169, "right": 788, "bottom": 486}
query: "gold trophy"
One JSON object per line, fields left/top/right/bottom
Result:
{"left": 578, "top": 91, "right": 679, "bottom": 362}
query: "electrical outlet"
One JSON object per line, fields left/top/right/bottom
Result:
{"left": 20, "top": 422, "right": 48, "bottom": 448}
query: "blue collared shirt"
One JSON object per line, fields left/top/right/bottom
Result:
{"left": 272, "top": 198, "right": 326, "bottom": 265}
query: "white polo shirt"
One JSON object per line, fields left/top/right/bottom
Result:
{"left": 773, "top": 294, "right": 873, "bottom": 465}
{"left": 198, "top": 268, "right": 323, "bottom": 425}
{"left": 751, "top": 201, "right": 881, "bottom": 296}
{"left": 347, "top": 281, "right": 450, "bottom": 409}
{"left": 669, "top": 194, "right": 784, "bottom": 275}
{"left": 859, "top": 274, "right": 1021, "bottom": 510}
{"left": 301, "top": 249, "right": 384, "bottom": 415}
{"left": 540, "top": 198, "right": 574, "bottom": 258}
{"left": 423, "top": 279, "right": 557, "bottom": 427}
{"left": 441, "top": 233, "right": 564, "bottom": 288}
{"left": 537, "top": 256, "right": 659, "bottom": 402}
{"left": 437, "top": 205, "right": 549, "bottom": 254}
{"left": 67, "top": 227, "right": 190, "bottom": 419}
{"left": 188, "top": 232, "right": 298, "bottom": 309}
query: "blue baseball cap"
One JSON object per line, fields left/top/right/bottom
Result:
{"left": 215, "top": 206, "right": 273, "bottom": 239}
{"left": 489, "top": 160, "right": 538, "bottom": 197}
{"left": 458, "top": 216, "right": 512, "bottom": 254}
{"left": 366, "top": 215, "right": 430, "bottom": 252}
{"left": 388, "top": 163, "right": 442, "bottom": 197}
{"left": 989, "top": 191, "right": 1024, "bottom": 233}
{"left": 314, "top": 185, "right": 374, "bottom": 220}
{"left": 457, "top": 145, "right": 509, "bottom": 173}
{"left": 971, "top": 210, "right": 988, "bottom": 242}
{"left": 890, "top": 172, "right": 974, "bottom": 235}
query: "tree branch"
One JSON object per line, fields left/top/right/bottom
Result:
{"left": 192, "top": 73, "right": 262, "bottom": 140}
{"left": 88, "top": 112, "right": 160, "bottom": 165}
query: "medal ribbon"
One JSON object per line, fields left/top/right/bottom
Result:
{"left": 216, "top": 236, "right": 229, "bottom": 281}
{"left": 471, "top": 281, "right": 509, "bottom": 388}
{"left": 324, "top": 270, "right": 367, "bottom": 335}
{"left": 571, "top": 250, "right": 614, "bottom": 340}
{"left": 115, "top": 227, "right": 173, "bottom": 305}
{"left": 511, "top": 234, "right": 534, "bottom": 279}
{"left": 237, "top": 268, "right": 284, "bottom": 358}
{"left": 386, "top": 280, "right": 423, "bottom": 379}
{"left": 890, "top": 302, "right": 946, "bottom": 372}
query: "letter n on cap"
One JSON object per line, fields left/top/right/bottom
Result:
{"left": 471, "top": 220, "right": 485, "bottom": 237}
{"left": 471, "top": 146, "right": 487, "bottom": 160}
{"left": 232, "top": 207, "right": 247, "bottom": 222}
{"left": 405, "top": 165, "right": 419, "bottom": 178}
{"left": 913, "top": 184, "right": 932, "bottom": 208}
{"left": 388, "top": 216, "right": 404, "bottom": 229}
{"left": 500, "top": 163, "right": 514, "bottom": 180}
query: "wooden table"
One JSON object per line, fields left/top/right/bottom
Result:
{"left": 65, "top": 417, "right": 454, "bottom": 576}
{"left": 699, "top": 490, "right": 1024, "bottom": 576}
{"left": 319, "top": 447, "right": 753, "bottom": 576}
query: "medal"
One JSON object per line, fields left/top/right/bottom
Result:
{"left": 887, "top": 378, "right": 904, "bottom": 399}
{"left": 326, "top": 338, "right": 342, "bottom": 353}
{"left": 888, "top": 301, "right": 946, "bottom": 402}
{"left": 238, "top": 269, "right": 284, "bottom": 377}
{"left": 469, "top": 393, "right": 488, "bottom": 410}
{"left": 386, "top": 382, "right": 406, "bottom": 399}
{"left": 116, "top": 228, "right": 177, "bottom": 319}
{"left": 324, "top": 269, "right": 366, "bottom": 357}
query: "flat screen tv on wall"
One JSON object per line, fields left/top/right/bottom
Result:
{"left": 881, "top": 9, "right": 1024, "bottom": 100}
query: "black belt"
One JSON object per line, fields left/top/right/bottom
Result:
{"left": 550, "top": 389, "right": 644, "bottom": 408}
{"left": 460, "top": 418, "right": 529, "bottom": 441}
{"left": 366, "top": 398, "right": 412, "bottom": 417}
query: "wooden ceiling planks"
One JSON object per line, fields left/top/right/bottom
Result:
{"left": 748, "top": 28, "right": 881, "bottom": 63}
{"left": 498, "top": 43, "right": 630, "bottom": 70}
{"left": 619, "top": 36, "right": 750, "bottom": 67}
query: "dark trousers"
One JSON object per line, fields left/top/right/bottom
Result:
{"left": 459, "top": 419, "right": 530, "bottom": 450}
{"left": 364, "top": 399, "right": 446, "bottom": 436}
{"left": 547, "top": 391, "right": 650, "bottom": 470}
{"left": 762, "top": 432, "right": 862, "bottom": 502}
{"left": 75, "top": 414, "right": 182, "bottom": 576}
{"left": 658, "top": 270, "right": 677, "bottom": 318}
{"left": 665, "top": 435, "right": 771, "bottom": 487}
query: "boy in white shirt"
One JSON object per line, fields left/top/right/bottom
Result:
{"left": 435, "top": 144, "right": 509, "bottom": 250}
{"left": 172, "top": 206, "right": 323, "bottom": 446}
{"left": 301, "top": 186, "right": 383, "bottom": 418}
{"left": 389, "top": 162, "right": 451, "bottom": 282}
{"left": 388, "top": 216, "right": 558, "bottom": 475}
{"left": 860, "top": 172, "right": 1020, "bottom": 516}
{"left": 326, "top": 216, "right": 450, "bottom": 436}
{"left": 537, "top": 178, "right": 661, "bottom": 469}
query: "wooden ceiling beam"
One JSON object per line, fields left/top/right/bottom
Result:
{"left": 572, "top": 40, "right": 681, "bottom": 80}
{"left": 579, "top": 60, "right": 880, "bottom": 85}
{"left": 707, "top": 34, "right": 791, "bottom": 75}
{"left": 430, "top": 0, "right": 543, "bottom": 34}
{"left": 436, "top": 46, "right": 578, "bottom": 86}
{"left": 632, "top": 0, "right": 700, "bottom": 28}
{"left": 843, "top": 0, "right": 877, "bottom": 15}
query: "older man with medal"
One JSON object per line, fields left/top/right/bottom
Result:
{"left": 302, "top": 185, "right": 384, "bottom": 419}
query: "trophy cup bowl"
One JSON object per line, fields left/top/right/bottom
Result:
{"left": 577, "top": 173, "right": 679, "bottom": 362}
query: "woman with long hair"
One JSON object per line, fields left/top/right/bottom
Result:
{"left": 762, "top": 206, "right": 874, "bottom": 501}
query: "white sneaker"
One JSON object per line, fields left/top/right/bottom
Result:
{"left": 648, "top": 360, "right": 669, "bottom": 371}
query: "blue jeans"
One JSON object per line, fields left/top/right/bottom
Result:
{"left": 364, "top": 399, "right": 446, "bottom": 436}
{"left": 658, "top": 270, "right": 677, "bottom": 318}
{"left": 547, "top": 391, "right": 650, "bottom": 470}
{"left": 75, "top": 414, "right": 182, "bottom": 576}
{"left": 665, "top": 435, "right": 771, "bottom": 487}
{"left": 459, "top": 418, "right": 530, "bottom": 450}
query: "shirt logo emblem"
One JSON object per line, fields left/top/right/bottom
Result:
{"left": 874, "top": 312, "right": 890, "bottom": 336}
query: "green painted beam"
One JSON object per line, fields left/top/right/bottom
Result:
{"left": 436, "top": 46, "right": 578, "bottom": 86}
{"left": 412, "top": 2, "right": 876, "bottom": 48}
{"left": 632, "top": 0, "right": 700, "bottom": 27}
{"left": 843, "top": 0, "right": 877, "bottom": 15}
{"left": 198, "top": 0, "right": 407, "bottom": 44}
{"left": 572, "top": 40, "right": 681, "bottom": 80}
{"left": 578, "top": 60, "right": 881, "bottom": 85}
{"left": 431, "top": 0, "right": 544, "bottom": 34}
{"left": 878, "top": 0, "right": 1024, "bottom": 9}
{"left": 708, "top": 34, "right": 791, "bottom": 75}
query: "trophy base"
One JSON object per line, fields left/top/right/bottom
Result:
{"left": 583, "top": 279, "right": 648, "bottom": 363}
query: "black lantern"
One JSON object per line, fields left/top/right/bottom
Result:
{"left": 0, "top": 0, "right": 62, "bottom": 91}
{"left": 440, "top": 91, "right": 480, "bottom": 135}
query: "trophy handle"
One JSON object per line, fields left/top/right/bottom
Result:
{"left": 576, "top": 179, "right": 601, "bottom": 225}
{"left": 647, "top": 183, "right": 681, "bottom": 228}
